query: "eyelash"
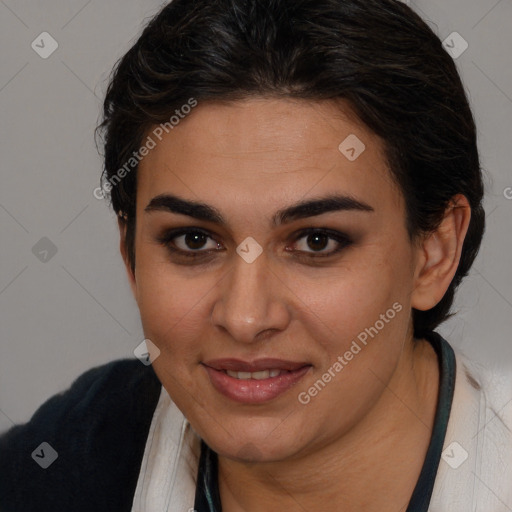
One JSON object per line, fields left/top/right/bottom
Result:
{"left": 156, "top": 227, "right": 352, "bottom": 262}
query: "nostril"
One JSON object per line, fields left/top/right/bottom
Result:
{"left": 255, "top": 328, "right": 279, "bottom": 341}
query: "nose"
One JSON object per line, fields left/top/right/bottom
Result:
{"left": 211, "top": 250, "right": 291, "bottom": 344}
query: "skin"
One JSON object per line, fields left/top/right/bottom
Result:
{"left": 119, "top": 97, "right": 471, "bottom": 511}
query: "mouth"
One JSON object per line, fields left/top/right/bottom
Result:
{"left": 202, "top": 358, "right": 312, "bottom": 404}
{"left": 225, "top": 368, "right": 284, "bottom": 380}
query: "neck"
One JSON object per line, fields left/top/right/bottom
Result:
{"left": 218, "top": 336, "right": 440, "bottom": 512}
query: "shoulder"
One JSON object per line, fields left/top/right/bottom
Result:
{"left": 455, "top": 349, "right": 512, "bottom": 415}
{"left": 448, "top": 348, "right": 512, "bottom": 506}
{"left": 0, "top": 359, "right": 162, "bottom": 512}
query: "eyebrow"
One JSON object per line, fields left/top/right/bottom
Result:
{"left": 145, "top": 193, "right": 374, "bottom": 226}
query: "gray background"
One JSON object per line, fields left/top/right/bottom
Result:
{"left": 0, "top": 0, "right": 511, "bottom": 434}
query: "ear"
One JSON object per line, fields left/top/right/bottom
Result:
{"left": 411, "top": 194, "right": 471, "bottom": 311}
{"left": 118, "top": 213, "right": 137, "bottom": 300}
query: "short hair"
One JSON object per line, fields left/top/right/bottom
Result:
{"left": 97, "top": 0, "right": 485, "bottom": 338}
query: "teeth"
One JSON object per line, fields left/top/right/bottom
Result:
{"left": 226, "top": 369, "right": 282, "bottom": 380}
{"left": 251, "top": 370, "right": 269, "bottom": 380}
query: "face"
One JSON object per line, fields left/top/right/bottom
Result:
{"left": 127, "top": 98, "right": 421, "bottom": 463}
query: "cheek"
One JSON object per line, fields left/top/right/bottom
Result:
{"left": 296, "top": 251, "right": 405, "bottom": 352}
{"left": 321, "top": 249, "right": 410, "bottom": 356}
{"left": 133, "top": 257, "right": 216, "bottom": 409}
{"left": 292, "top": 265, "right": 409, "bottom": 438}
{"left": 134, "top": 253, "right": 214, "bottom": 359}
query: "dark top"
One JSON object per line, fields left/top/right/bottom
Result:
{"left": 194, "top": 330, "right": 456, "bottom": 511}
{"left": 0, "top": 331, "right": 455, "bottom": 512}
{"left": 0, "top": 360, "right": 162, "bottom": 512}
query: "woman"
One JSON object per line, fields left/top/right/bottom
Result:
{"left": 1, "top": 0, "right": 511, "bottom": 510}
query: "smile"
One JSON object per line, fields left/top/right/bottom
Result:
{"left": 225, "top": 369, "right": 282, "bottom": 379}
{"left": 202, "top": 358, "right": 312, "bottom": 404}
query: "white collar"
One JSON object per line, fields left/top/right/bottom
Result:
{"left": 429, "top": 350, "right": 512, "bottom": 511}
{"left": 130, "top": 387, "right": 198, "bottom": 512}
{"left": 131, "top": 349, "right": 512, "bottom": 511}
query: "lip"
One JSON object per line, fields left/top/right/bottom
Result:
{"left": 202, "top": 358, "right": 312, "bottom": 404}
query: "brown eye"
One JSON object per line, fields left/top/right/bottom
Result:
{"left": 157, "top": 228, "right": 222, "bottom": 256}
{"left": 157, "top": 227, "right": 351, "bottom": 263}
{"left": 290, "top": 229, "right": 352, "bottom": 258}
{"left": 181, "top": 232, "right": 208, "bottom": 250}
{"left": 287, "top": 228, "right": 352, "bottom": 260}
{"left": 173, "top": 231, "right": 220, "bottom": 251}
{"left": 305, "top": 233, "right": 330, "bottom": 252}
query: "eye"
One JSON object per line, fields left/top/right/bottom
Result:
{"left": 173, "top": 231, "right": 220, "bottom": 252}
{"left": 156, "top": 227, "right": 352, "bottom": 263}
{"left": 289, "top": 229, "right": 352, "bottom": 257}
{"left": 157, "top": 228, "right": 222, "bottom": 256}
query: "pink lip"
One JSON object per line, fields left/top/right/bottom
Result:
{"left": 202, "top": 358, "right": 312, "bottom": 404}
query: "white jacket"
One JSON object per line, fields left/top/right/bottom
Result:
{"left": 430, "top": 351, "right": 512, "bottom": 511}
{"left": 131, "top": 347, "right": 512, "bottom": 511}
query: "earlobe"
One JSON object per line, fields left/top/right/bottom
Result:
{"left": 411, "top": 194, "right": 471, "bottom": 311}
{"left": 117, "top": 215, "right": 137, "bottom": 299}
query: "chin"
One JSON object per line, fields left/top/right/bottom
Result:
{"left": 203, "top": 421, "right": 305, "bottom": 463}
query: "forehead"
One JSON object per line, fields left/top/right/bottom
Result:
{"left": 136, "top": 98, "right": 403, "bottom": 221}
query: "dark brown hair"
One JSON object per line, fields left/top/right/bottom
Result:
{"left": 97, "top": 0, "right": 485, "bottom": 338}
